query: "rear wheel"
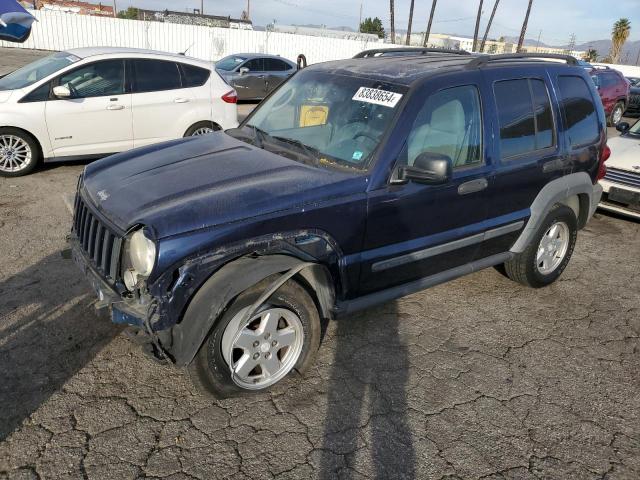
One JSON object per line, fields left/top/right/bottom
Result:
{"left": 188, "top": 278, "right": 321, "bottom": 398}
{"left": 502, "top": 204, "right": 577, "bottom": 288}
{"left": 0, "top": 128, "right": 40, "bottom": 177}
{"left": 609, "top": 102, "right": 625, "bottom": 126}
{"left": 184, "top": 121, "right": 220, "bottom": 137}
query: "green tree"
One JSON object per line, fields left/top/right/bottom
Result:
{"left": 359, "top": 17, "right": 385, "bottom": 39}
{"left": 583, "top": 48, "right": 598, "bottom": 62}
{"left": 117, "top": 7, "right": 139, "bottom": 20}
{"left": 610, "top": 18, "right": 631, "bottom": 64}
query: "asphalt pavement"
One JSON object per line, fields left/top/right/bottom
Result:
{"left": 1, "top": 47, "right": 639, "bottom": 480}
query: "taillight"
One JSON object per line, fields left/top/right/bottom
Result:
{"left": 597, "top": 144, "right": 611, "bottom": 181}
{"left": 222, "top": 90, "right": 237, "bottom": 104}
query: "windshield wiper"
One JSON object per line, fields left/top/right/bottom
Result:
{"left": 271, "top": 136, "right": 321, "bottom": 166}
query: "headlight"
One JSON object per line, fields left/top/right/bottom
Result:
{"left": 128, "top": 228, "right": 156, "bottom": 277}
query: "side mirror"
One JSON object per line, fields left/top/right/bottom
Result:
{"left": 53, "top": 85, "right": 71, "bottom": 99}
{"left": 238, "top": 67, "right": 249, "bottom": 76}
{"left": 397, "top": 152, "right": 452, "bottom": 185}
{"left": 616, "top": 121, "right": 630, "bottom": 133}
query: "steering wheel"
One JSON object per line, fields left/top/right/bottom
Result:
{"left": 353, "top": 132, "right": 377, "bottom": 143}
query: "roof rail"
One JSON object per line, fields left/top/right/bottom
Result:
{"left": 353, "top": 47, "right": 471, "bottom": 59}
{"left": 467, "top": 53, "right": 579, "bottom": 68}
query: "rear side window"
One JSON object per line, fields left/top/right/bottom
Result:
{"left": 180, "top": 63, "right": 210, "bottom": 87}
{"left": 494, "top": 78, "right": 555, "bottom": 159}
{"left": 557, "top": 76, "right": 600, "bottom": 148}
{"left": 132, "top": 60, "right": 181, "bottom": 93}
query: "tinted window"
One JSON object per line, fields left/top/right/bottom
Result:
{"left": 58, "top": 60, "right": 125, "bottom": 98}
{"left": 132, "top": 60, "right": 181, "bottom": 93}
{"left": 604, "top": 72, "right": 621, "bottom": 88}
{"left": 244, "top": 58, "right": 264, "bottom": 72}
{"left": 407, "top": 85, "right": 483, "bottom": 169}
{"left": 180, "top": 63, "right": 210, "bottom": 87}
{"left": 20, "top": 82, "right": 51, "bottom": 103}
{"left": 558, "top": 76, "right": 600, "bottom": 148}
{"left": 494, "top": 78, "right": 555, "bottom": 158}
{"left": 264, "top": 58, "right": 291, "bottom": 71}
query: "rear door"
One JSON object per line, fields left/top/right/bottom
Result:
{"left": 45, "top": 59, "right": 133, "bottom": 157}
{"left": 130, "top": 59, "right": 195, "bottom": 147}
{"left": 263, "top": 58, "right": 294, "bottom": 95}
{"left": 477, "top": 68, "right": 564, "bottom": 257}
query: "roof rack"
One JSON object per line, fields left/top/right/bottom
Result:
{"left": 467, "top": 53, "right": 578, "bottom": 68}
{"left": 353, "top": 47, "right": 471, "bottom": 59}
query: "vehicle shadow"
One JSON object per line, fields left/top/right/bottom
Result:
{"left": 319, "top": 301, "right": 416, "bottom": 478}
{"left": 0, "top": 252, "right": 120, "bottom": 441}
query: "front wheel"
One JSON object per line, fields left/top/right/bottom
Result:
{"left": 0, "top": 128, "right": 40, "bottom": 177}
{"left": 609, "top": 102, "right": 625, "bottom": 126}
{"left": 188, "top": 278, "right": 321, "bottom": 398}
{"left": 502, "top": 204, "right": 578, "bottom": 288}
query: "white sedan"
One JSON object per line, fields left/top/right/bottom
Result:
{"left": 0, "top": 47, "right": 238, "bottom": 176}
{"left": 599, "top": 120, "right": 640, "bottom": 219}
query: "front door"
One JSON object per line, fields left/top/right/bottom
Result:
{"left": 45, "top": 59, "right": 132, "bottom": 158}
{"left": 234, "top": 58, "right": 266, "bottom": 99}
{"left": 359, "top": 76, "right": 493, "bottom": 295}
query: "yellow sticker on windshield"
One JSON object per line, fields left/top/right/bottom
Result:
{"left": 352, "top": 87, "right": 402, "bottom": 108}
{"left": 299, "top": 105, "right": 329, "bottom": 127}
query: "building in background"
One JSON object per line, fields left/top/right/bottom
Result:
{"left": 136, "top": 9, "right": 252, "bottom": 30}
{"left": 33, "top": 0, "right": 114, "bottom": 17}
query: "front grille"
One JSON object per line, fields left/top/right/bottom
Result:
{"left": 72, "top": 194, "right": 122, "bottom": 282}
{"left": 604, "top": 167, "right": 640, "bottom": 189}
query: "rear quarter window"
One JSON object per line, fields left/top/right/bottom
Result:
{"left": 557, "top": 76, "right": 600, "bottom": 148}
{"left": 180, "top": 64, "right": 211, "bottom": 87}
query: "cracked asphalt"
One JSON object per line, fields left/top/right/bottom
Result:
{"left": 1, "top": 47, "right": 640, "bottom": 480}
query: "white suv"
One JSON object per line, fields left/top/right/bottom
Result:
{"left": 0, "top": 47, "right": 239, "bottom": 176}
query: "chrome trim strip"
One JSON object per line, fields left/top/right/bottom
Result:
{"left": 371, "top": 220, "right": 524, "bottom": 272}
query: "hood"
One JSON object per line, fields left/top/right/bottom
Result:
{"left": 607, "top": 134, "right": 640, "bottom": 173}
{"left": 82, "top": 133, "right": 368, "bottom": 239}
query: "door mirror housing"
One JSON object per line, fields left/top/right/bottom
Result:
{"left": 396, "top": 152, "right": 453, "bottom": 185}
{"left": 616, "top": 121, "right": 630, "bottom": 133}
{"left": 53, "top": 85, "right": 71, "bottom": 99}
{"left": 238, "top": 67, "right": 249, "bottom": 76}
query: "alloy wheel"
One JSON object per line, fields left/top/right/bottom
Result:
{"left": 0, "top": 135, "right": 32, "bottom": 173}
{"left": 221, "top": 306, "right": 304, "bottom": 390}
{"left": 612, "top": 106, "right": 624, "bottom": 124}
{"left": 191, "top": 127, "right": 215, "bottom": 136}
{"left": 536, "top": 221, "right": 570, "bottom": 275}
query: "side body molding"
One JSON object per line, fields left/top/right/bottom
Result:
{"left": 510, "top": 172, "right": 600, "bottom": 253}
{"left": 169, "top": 254, "right": 334, "bottom": 366}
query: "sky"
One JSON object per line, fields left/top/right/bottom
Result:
{"left": 117, "top": 0, "right": 639, "bottom": 47}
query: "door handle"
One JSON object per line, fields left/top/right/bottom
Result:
{"left": 458, "top": 178, "right": 488, "bottom": 195}
{"left": 106, "top": 104, "right": 124, "bottom": 110}
{"left": 174, "top": 98, "right": 190, "bottom": 103}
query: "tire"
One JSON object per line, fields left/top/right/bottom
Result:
{"left": 184, "top": 121, "right": 220, "bottom": 137}
{"left": 188, "top": 277, "right": 321, "bottom": 398}
{"left": 502, "top": 204, "right": 578, "bottom": 288}
{"left": 0, "top": 127, "right": 40, "bottom": 177}
{"left": 608, "top": 102, "right": 625, "bottom": 126}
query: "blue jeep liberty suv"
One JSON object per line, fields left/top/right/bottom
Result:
{"left": 70, "top": 49, "right": 608, "bottom": 397}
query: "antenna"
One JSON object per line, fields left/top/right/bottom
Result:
{"left": 179, "top": 42, "right": 194, "bottom": 56}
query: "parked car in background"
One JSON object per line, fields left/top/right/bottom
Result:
{"left": 624, "top": 77, "right": 640, "bottom": 116}
{"left": 69, "top": 50, "right": 606, "bottom": 398}
{"left": 0, "top": 47, "right": 238, "bottom": 177}
{"left": 599, "top": 120, "right": 640, "bottom": 219}
{"left": 215, "top": 53, "right": 296, "bottom": 101}
{"left": 589, "top": 67, "right": 630, "bottom": 126}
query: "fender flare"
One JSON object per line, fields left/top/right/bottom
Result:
{"left": 510, "top": 171, "right": 599, "bottom": 253}
{"left": 169, "top": 254, "right": 334, "bottom": 366}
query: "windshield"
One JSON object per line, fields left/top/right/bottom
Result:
{"left": 628, "top": 77, "right": 640, "bottom": 86}
{"left": 629, "top": 119, "right": 640, "bottom": 134}
{"left": 216, "top": 56, "right": 247, "bottom": 71}
{"left": 0, "top": 52, "right": 80, "bottom": 91}
{"left": 238, "top": 70, "right": 407, "bottom": 171}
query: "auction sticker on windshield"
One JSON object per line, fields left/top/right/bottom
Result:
{"left": 352, "top": 87, "right": 403, "bottom": 108}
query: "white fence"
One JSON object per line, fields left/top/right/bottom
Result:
{"left": 0, "top": 10, "right": 379, "bottom": 65}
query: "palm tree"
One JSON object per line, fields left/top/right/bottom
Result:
{"left": 517, "top": 0, "right": 533, "bottom": 53}
{"left": 583, "top": 48, "right": 598, "bottom": 63}
{"left": 423, "top": 0, "right": 438, "bottom": 47}
{"left": 480, "top": 0, "right": 500, "bottom": 53}
{"left": 389, "top": 0, "right": 395, "bottom": 44}
{"left": 405, "top": 0, "right": 415, "bottom": 45}
{"left": 610, "top": 18, "right": 631, "bottom": 64}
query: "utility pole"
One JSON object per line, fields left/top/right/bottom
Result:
{"left": 517, "top": 0, "right": 533, "bottom": 53}
{"left": 358, "top": 3, "right": 362, "bottom": 31}
{"left": 200, "top": 0, "right": 204, "bottom": 15}
{"left": 566, "top": 33, "right": 576, "bottom": 55}
{"left": 479, "top": 0, "right": 499, "bottom": 53}
{"left": 389, "top": 0, "right": 395, "bottom": 44}
{"left": 423, "top": 0, "right": 438, "bottom": 47}
{"left": 472, "top": 0, "right": 484, "bottom": 52}
{"left": 112, "top": 0, "right": 117, "bottom": 17}
{"left": 535, "top": 29, "right": 541, "bottom": 52}
{"left": 405, "top": 0, "right": 415, "bottom": 45}
{"left": 247, "top": 0, "right": 250, "bottom": 19}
